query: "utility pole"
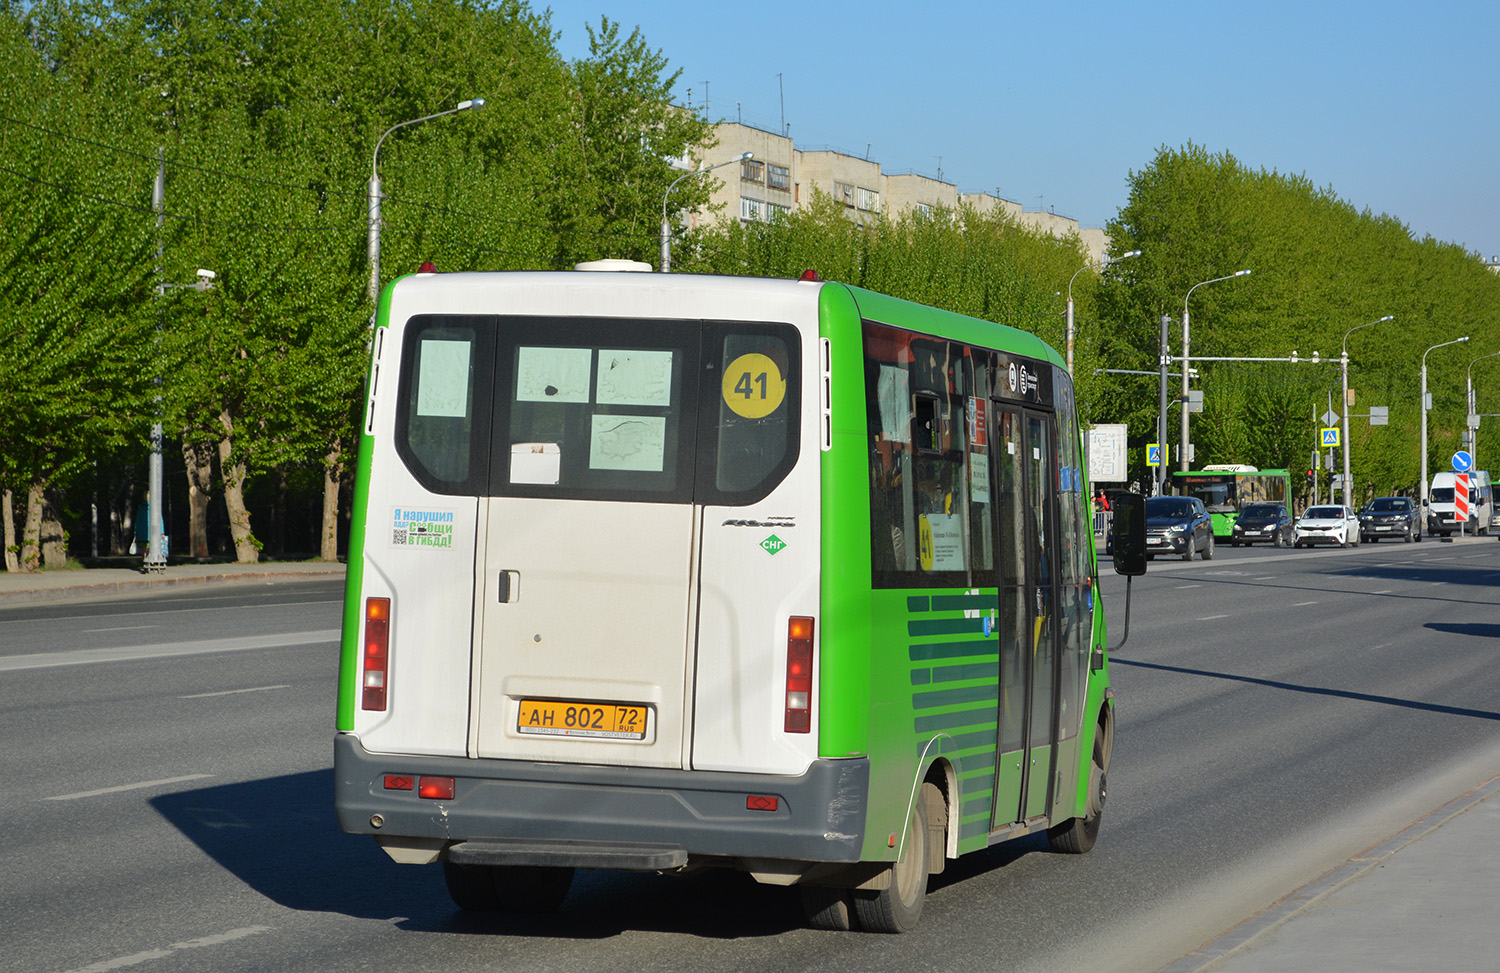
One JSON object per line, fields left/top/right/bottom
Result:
{"left": 147, "top": 151, "right": 167, "bottom": 573}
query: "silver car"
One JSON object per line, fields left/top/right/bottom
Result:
{"left": 1294, "top": 504, "right": 1361, "bottom": 548}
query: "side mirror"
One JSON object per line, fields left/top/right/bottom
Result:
{"left": 1111, "top": 493, "right": 1147, "bottom": 577}
{"left": 1422, "top": 498, "right": 1429, "bottom": 507}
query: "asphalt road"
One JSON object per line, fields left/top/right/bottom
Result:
{"left": 2, "top": 542, "right": 1498, "bottom": 973}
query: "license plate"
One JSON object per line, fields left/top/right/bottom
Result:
{"left": 517, "top": 699, "right": 649, "bottom": 740}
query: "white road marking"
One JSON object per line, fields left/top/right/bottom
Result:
{"left": 60, "top": 926, "right": 273, "bottom": 973}
{"left": 0, "top": 629, "right": 339, "bottom": 672}
{"left": 1292, "top": 601, "right": 1318, "bottom": 607}
{"left": 1370, "top": 589, "right": 1393, "bottom": 594}
{"left": 46, "top": 774, "right": 214, "bottom": 802}
{"left": 179, "top": 685, "right": 290, "bottom": 699}
{"left": 1175, "top": 584, "right": 1203, "bottom": 589}
{"left": 81, "top": 625, "right": 160, "bottom": 634}
{"left": 1196, "top": 614, "right": 1230, "bottom": 621}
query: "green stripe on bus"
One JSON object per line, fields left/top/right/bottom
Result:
{"left": 908, "top": 640, "right": 997, "bottom": 661}
{"left": 929, "top": 661, "right": 997, "bottom": 683}
{"left": 928, "top": 593, "right": 993, "bottom": 612}
{"left": 915, "top": 707, "right": 1001, "bottom": 734}
{"left": 913, "top": 683, "right": 999, "bottom": 710}
{"left": 908, "top": 617, "right": 986, "bottom": 637}
{"left": 906, "top": 595, "right": 930, "bottom": 613}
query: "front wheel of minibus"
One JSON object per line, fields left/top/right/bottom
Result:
{"left": 1048, "top": 734, "right": 1107, "bottom": 855}
{"left": 443, "top": 861, "right": 574, "bottom": 913}
{"left": 853, "top": 782, "right": 941, "bottom": 933}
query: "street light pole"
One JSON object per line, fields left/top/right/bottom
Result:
{"left": 1180, "top": 270, "right": 1251, "bottom": 471}
{"left": 1340, "top": 315, "right": 1393, "bottom": 505}
{"left": 367, "top": 98, "right": 485, "bottom": 306}
{"left": 660, "top": 152, "right": 752, "bottom": 272}
{"left": 1466, "top": 349, "right": 1500, "bottom": 468}
{"left": 1420, "top": 336, "right": 1470, "bottom": 505}
{"left": 1065, "top": 249, "right": 1139, "bottom": 373}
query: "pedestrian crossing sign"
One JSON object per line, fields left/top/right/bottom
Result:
{"left": 1321, "top": 427, "right": 1340, "bottom": 447}
{"left": 1147, "top": 443, "right": 1166, "bottom": 467}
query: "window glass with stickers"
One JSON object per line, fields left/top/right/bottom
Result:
{"left": 393, "top": 315, "right": 799, "bottom": 505}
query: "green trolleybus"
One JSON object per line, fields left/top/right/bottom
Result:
{"left": 1170, "top": 465, "right": 1291, "bottom": 537}
{"left": 334, "top": 264, "right": 1116, "bottom": 933}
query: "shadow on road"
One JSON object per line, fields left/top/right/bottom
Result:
{"left": 1111, "top": 657, "right": 1500, "bottom": 722}
{"left": 151, "top": 770, "right": 835, "bottom": 938}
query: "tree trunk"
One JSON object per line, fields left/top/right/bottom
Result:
{"left": 217, "top": 409, "right": 259, "bottom": 564}
{"left": 40, "top": 492, "right": 65, "bottom": 567}
{"left": 182, "top": 440, "right": 215, "bottom": 558}
{"left": 320, "top": 439, "right": 342, "bottom": 561}
{"left": 2, "top": 488, "right": 17, "bottom": 572}
{"left": 21, "top": 481, "right": 44, "bottom": 572}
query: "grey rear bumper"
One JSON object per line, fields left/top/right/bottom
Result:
{"left": 334, "top": 733, "right": 869, "bottom": 866}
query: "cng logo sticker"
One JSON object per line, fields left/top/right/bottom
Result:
{"left": 760, "top": 535, "right": 786, "bottom": 556}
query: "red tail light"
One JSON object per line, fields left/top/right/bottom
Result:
{"left": 785, "top": 616, "right": 814, "bottom": 733}
{"left": 362, "top": 597, "right": 390, "bottom": 711}
{"left": 418, "top": 776, "right": 455, "bottom": 800}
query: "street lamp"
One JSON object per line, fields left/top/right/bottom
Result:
{"left": 146, "top": 269, "right": 217, "bottom": 572}
{"left": 660, "top": 152, "right": 752, "bottom": 273}
{"left": 1340, "top": 314, "right": 1393, "bottom": 504}
{"left": 368, "top": 98, "right": 486, "bottom": 305}
{"left": 1180, "top": 270, "right": 1251, "bottom": 471}
{"left": 1466, "top": 349, "right": 1500, "bottom": 467}
{"left": 1065, "top": 249, "right": 1140, "bottom": 373}
{"left": 1420, "top": 335, "right": 1470, "bottom": 505}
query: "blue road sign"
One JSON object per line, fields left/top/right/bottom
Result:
{"left": 1453, "top": 450, "right": 1473, "bottom": 473}
{"left": 1147, "top": 444, "right": 1163, "bottom": 467}
{"left": 1321, "top": 427, "right": 1340, "bottom": 447}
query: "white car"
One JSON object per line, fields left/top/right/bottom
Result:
{"left": 1294, "top": 504, "right": 1361, "bottom": 548}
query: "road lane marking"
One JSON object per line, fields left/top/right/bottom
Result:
{"left": 46, "top": 774, "right": 213, "bottom": 801}
{"left": 1370, "top": 589, "right": 1392, "bottom": 594}
{"left": 1254, "top": 575, "right": 1277, "bottom": 580}
{"left": 60, "top": 925, "right": 272, "bottom": 973}
{"left": 1175, "top": 584, "right": 1203, "bottom": 589}
{"left": 81, "top": 625, "right": 160, "bottom": 633}
{"left": 1292, "top": 601, "right": 1318, "bottom": 606}
{"left": 0, "top": 629, "right": 340, "bottom": 672}
{"left": 179, "top": 685, "right": 290, "bottom": 699}
{"left": 1196, "top": 614, "right": 1230, "bottom": 621}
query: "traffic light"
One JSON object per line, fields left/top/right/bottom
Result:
{"left": 1305, "top": 469, "right": 1314, "bottom": 487}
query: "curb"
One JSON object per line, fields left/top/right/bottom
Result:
{"left": 1161, "top": 773, "right": 1500, "bottom": 972}
{"left": 0, "top": 568, "right": 346, "bottom": 606}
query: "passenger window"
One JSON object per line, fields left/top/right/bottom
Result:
{"left": 395, "top": 317, "right": 493, "bottom": 495}
{"left": 707, "top": 330, "right": 798, "bottom": 498}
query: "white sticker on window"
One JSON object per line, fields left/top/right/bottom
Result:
{"left": 970, "top": 454, "right": 991, "bottom": 504}
{"left": 416, "top": 340, "right": 471, "bottom": 417}
{"left": 877, "top": 365, "right": 911, "bottom": 443}
{"left": 590, "top": 415, "right": 666, "bottom": 471}
{"left": 511, "top": 443, "right": 561, "bottom": 484}
{"left": 517, "top": 347, "right": 592, "bottom": 403}
{"left": 919, "top": 513, "right": 966, "bottom": 571}
{"left": 597, "top": 349, "right": 673, "bottom": 406}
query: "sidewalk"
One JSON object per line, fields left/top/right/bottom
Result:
{"left": 0, "top": 559, "right": 346, "bottom": 606}
{"left": 1164, "top": 773, "right": 1500, "bottom": 971}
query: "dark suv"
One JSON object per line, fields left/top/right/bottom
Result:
{"left": 1144, "top": 495, "right": 1214, "bottom": 561}
{"left": 1230, "top": 502, "right": 1293, "bottom": 547}
{"left": 1359, "top": 496, "right": 1421, "bottom": 543}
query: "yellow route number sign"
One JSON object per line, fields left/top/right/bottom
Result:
{"left": 722, "top": 353, "right": 786, "bottom": 419}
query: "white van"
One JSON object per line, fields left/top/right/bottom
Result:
{"left": 1426, "top": 470, "right": 1493, "bottom": 536}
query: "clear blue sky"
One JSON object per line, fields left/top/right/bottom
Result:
{"left": 537, "top": 0, "right": 1500, "bottom": 260}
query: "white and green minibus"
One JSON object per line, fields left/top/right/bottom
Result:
{"left": 334, "top": 263, "right": 1115, "bottom": 932}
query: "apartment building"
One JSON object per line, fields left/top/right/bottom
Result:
{"left": 683, "top": 122, "right": 1109, "bottom": 264}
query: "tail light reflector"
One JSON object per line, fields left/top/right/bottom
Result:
{"left": 362, "top": 597, "right": 390, "bottom": 711}
{"left": 785, "top": 616, "right": 814, "bottom": 733}
{"left": 419, "top": 776, "right": 455, "bottom": 800}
